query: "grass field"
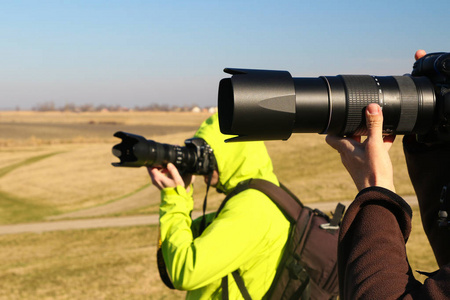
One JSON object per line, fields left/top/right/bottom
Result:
{"left": 0, "top": 110, "right": 438, "bottom": 299}
{"left": 0, "top": 208, "right": 437, "bottom": 299}
{"left": 0, "top": 226, "right": 186, "bottom": 299}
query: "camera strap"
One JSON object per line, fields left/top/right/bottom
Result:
{"left": 199, "top": 171, "right": 214, "bottom": 235}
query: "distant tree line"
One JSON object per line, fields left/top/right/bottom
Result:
{"left": 30, "top": 101, "right": 215, "bottom": 112}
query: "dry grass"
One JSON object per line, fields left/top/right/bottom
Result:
{"left": 0, "top": 226, "right": 186, "bottom": 299}
{"left": 0, "top": 111, "right": 416, "bottom": 223}
{"left": 0, "top": 143, "right": 149, "bottom": 211}
{"left": 0, "top": 207, "right": 437, "bottom": 299}
{"left": 0, "top": 111, "right": 438, "bottom": 299}
{"left": 0, "top": 111, "right": 210, "bottom": 146}
{"left": 267, "top": 132, "right": 414, "bottom": 203}
{"left": 0, "top": 111, "right": 211, "bottom": 223}
{"left": 0, "top": 110, "right": 212, "bottom": 126}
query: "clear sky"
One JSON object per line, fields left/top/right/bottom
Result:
{"left": 0, "top": 0, "right": 449, "bottom": 110}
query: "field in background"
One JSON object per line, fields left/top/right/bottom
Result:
{"left": 0, "top": 111, "right": 213, "bottom": 223}
{"left": 0, "top": 110, "right": 416, "bottom": 223}
{"left": 0, "top": 208, "right": 437, "bottom": 299}
{"left": 0, "top": 111, "right": 436, "bottom": 299}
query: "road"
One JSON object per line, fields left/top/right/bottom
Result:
{"left": 0, "top": 196, "right": 418, "bottom": 235}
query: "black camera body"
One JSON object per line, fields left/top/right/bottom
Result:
{"left": 218, "top": 52, "right": 450, "bottom": 143}
{"left": 112, "top": 131, "right": 216, "bottom": 174}
{"left": 412, "top": 53, "right": 450, "bottom": 143}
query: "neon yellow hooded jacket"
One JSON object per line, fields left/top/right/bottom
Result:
{"left": 159, "top": 113, "right": 290, "bottom": 299}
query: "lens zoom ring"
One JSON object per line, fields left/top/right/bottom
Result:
{"left": 341, "top": 75, "right": 380, "bottom": 133}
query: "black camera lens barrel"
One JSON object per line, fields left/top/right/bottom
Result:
{"left": 218, "top": 68, "right": 436, "bottom": 141}
{"left": 136, "top": 140, "right": 194, "bottom": 169}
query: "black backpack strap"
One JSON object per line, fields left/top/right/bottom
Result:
{"left": 216, "top": 179, "right": 254, "bottom": 216}
{"left": 221, "top": 275, "right": 229, "bottom": 299}
{"left": 222, "top": 271, "right": 252, "bottom": 300}
{"left": 219, "top": 180, "right": 253, "bottom": 300}
{"left": 279, "top": 182, "right": 304, "bottom": 208}
{"left": 247, "top": 179, "right": 315, "bottom": 299}
{"left": 157, "top": 233, "right": 175, "bottom": 289}
{"left": 247, "top": 179, "right": 303, "bottom": 223}
{"left": 219, "top": 179, "right": 302, "bottom": 300}
{"left": 232, "top": 270, "right": 253, "bottom": 300}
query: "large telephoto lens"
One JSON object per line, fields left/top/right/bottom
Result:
{"left": 112, "top": 131, "right": 196, "bottom": 171}
{"left": 218, "top": 68, "right": 436, "bottom": 141}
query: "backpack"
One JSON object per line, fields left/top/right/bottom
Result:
{"left": 219, "top": 179, "right": 344, "bottom": 300}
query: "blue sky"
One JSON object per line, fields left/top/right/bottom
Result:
{"left": 0, "top": 0, "right": 449, "bottom": 110}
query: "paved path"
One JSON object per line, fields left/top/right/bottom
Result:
{"left": 0, "top": 196, "right": 418, "bottom": 235}
{"left": 0, "top": 212, "right": 203, "bottom": 235}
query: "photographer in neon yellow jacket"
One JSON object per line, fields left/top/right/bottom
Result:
{"left": 148, "top": 113, "right": 290, "bottom": 299}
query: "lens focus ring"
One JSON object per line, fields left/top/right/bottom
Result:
{"left": 340, "top": 75, "right": 381, "bottom": 134}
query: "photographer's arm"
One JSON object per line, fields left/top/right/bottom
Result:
{"left": 326, "top": 104, "right": 422, "bottom": 298}
{"left": 327, "top": 103, "right": 450, "bottom": 298}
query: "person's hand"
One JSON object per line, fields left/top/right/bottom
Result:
{"left": 415, "top": 49, "right": 426, "bottom": 60}
{"left": 326, "top": 104, "right": 396, "bottom": 192}
{"left": 147, "top": 163, "right": 194, "bottom": 192}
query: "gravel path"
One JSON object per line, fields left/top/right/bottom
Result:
{"left": 0, "top": 196, "right": 418, "bottom": 235}
{"left": 46, "top": 186, "right": 160, "bottom": 220}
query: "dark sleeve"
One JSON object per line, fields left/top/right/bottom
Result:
{"left": 403, "top": 136, "right": 450, "bottom": 267}
{"left": 338, "top": 187, "right": 421, "bottom": 299}
{"left": 339, "top": 187, "right": 450, "bottom": 299}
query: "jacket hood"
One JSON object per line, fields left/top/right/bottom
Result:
{"left": 193, "top": 113, "right": 278, "bottom": 194}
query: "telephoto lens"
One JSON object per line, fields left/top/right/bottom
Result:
{"left": 218, "top": 69, "right": 436, "bottom": 141}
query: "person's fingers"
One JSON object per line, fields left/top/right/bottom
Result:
{"left": 147, "top": 167, "right": 166, "bottom": 189}
{"left": 166, "top": 163, "right": 185, "bottom": 187}
{"left": 365, "top": 104, "right": 383, "bottom": 143}
{"left": 415, "top": 49, "right": 426, "bottom": 60}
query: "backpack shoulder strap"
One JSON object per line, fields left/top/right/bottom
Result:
{"left": 216, "top": 179, "right": 254, "bottom": 216}
{"left": 219, "top": 179, "right": 303, "bottom": 300}
{"left": 247, "top": 179, "right": 303, "bottom": 223}
{"left": 217, "top": 178, "right": 303, "bottom": 222}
